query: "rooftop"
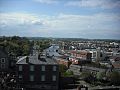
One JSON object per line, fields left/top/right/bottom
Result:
{"left": 16, "top": 55, "right": 58, "bottom": 65}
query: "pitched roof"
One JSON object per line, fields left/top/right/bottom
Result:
{"left": 16, "top": 55, "right": 58, "bottom": 65}
{"left": 112, "top": 62, "right": 120, "bottom": 69}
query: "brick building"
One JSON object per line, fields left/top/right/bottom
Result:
{"left": 69, "top": 50, "right": 92, "bottom": 64}
{"left": 56, "top": 56, "right": 72, "bottom": 68}
{"left": 16, "top": 54, "right": 59, "bottom": 90}
{"left": 70, "top": 50, "right": 92, "bottom": 60}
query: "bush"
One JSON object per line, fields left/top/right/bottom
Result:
{"left": 63, "top": 71, "right": 74, "bottom": 77}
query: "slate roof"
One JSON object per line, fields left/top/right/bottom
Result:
{"left": 16, "top": 55, "right": 58, "bottom": 65}
{"left": 47, "top": 52, "right": 61, "bottom": 57}
{"left": 16, "top": 45, "right": 60, "bottom": 65}
{"left": 112, "top": 62, "right": 120, "bottom": 69}
{"left": 45, "top": 45, "right": 62, "bottom": 57}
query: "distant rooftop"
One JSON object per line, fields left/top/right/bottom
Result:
{"left": 45, "top": 45, "right": 62, "bottom": 57}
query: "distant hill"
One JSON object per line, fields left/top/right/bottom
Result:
{"left": 27, "top": 37, "right": 120, "bottom": 42}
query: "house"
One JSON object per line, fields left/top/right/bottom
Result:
{"left": 110, "top": 55, "right": 120, "bottom": 70}
{"left": 70, "top": 50, "right": 92, "bottom": 60}
{"left": 0, "top": 50, "right": 9, "bottom": 72}
{"left": 55, "top": 56, "right": 72, "bottom": 68}
{"left": 69, "top": 64, "right": 106, "bottom": 75}
{"left": 69, "top": 50, "right": 92, "bottom": 65}
{"left": 16, "top": 52, "right": 59, "bottom": 90}
{"left": 86, "top": 48, "right": 106, "bottom": 62}
{"left": 69, "top": 56, "right": 92, "bottom": 65}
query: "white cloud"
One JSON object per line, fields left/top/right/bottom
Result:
{"left": 65, "top": 0, "right": 120, "bottom": 9}
{"left": 33, "top": 0, "right": 58, "bottom": 4}
{"left": 48, "top": 13, "right": 120, "bottom": 31}
{"left": 0, "top": 13, "right": 46, "bottom": 27}
{"left": 0, "top": 12, "right": 120, "bottom": 38}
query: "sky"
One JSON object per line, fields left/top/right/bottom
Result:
{"left": 0, "top": 0, "right": 120, "bottom": 39}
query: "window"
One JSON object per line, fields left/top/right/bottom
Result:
{"left": 41, "top": 75, "right": 45, "bottom": 81}
{"left": 18, "top": 74, "right": 22, "bottom": 81}
{"left": 52, "top": 75, "right": 56, "bottom": 81}
{"left": 1, "top": 58, "right": 5, "bottom": 63}
{"left": 30, "top": 75, "right": 34, "bottom": 81}
{"left": 1, "top": 64, "right": 5, "bottom": 68}
{"left": 30, "top": 65, "right": 34, "bottom": 71}
{"left": 41, "top": 65, "right": 45, "bottom": 71}
{"left": 19, "top": 65, "right": 22, "bottom": 71}
{"left": 53, "top": 66, "right": 56, "bottom": 71}
{"left": 18, "top": 75, "right": 22, "bottom": 79}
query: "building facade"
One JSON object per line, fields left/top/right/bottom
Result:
{"left": 0, "top": 50, "right": 9, "bottom": 72}
{"left": 16, "top": 55, "right": 59, "bottom": 90}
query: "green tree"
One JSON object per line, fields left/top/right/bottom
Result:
{"left": 80, "top": 71, "right": 92, "bottom": 79}
{"left": 59, "top": 64, "right": 67, "bottom": 76}
{"left": 63, "top": 70, "right": 73, "bottom": 77}
{"left": 0, "top": 36, "right": 32, "bottom": 57}
{"left": 107, "top": 71, "right": 120, "bottom": 85}
{"left": 96, "top": 71, "right": 106, "bottom": 80}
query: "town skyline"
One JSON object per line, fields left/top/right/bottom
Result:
{"left": 0, "top": 0, "right": 120, "bottom": 39}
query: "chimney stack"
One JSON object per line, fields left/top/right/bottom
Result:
{"left": 26, "top": 56, "right": 29, "bottom": 63}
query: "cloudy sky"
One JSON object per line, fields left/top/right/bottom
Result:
{"left": 0, "top": 0, "right": 120, "bottom": 39}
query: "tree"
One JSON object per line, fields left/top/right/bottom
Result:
{"left": 0, "top": 36, "right": 32, "bottom": 57}
{"left": 107, "top": 71, "right": 120, "bottom": 85}
{"left": 80, "top": 71, "right": 93, "bottom": 82}
{"left": 96, "top": 71, "right": 106, "bottom": 81}
{"left": 63, "top": 70, "right": 73, "bottom": 77}
{"left": 59, "top": 64, "right": 67, "bottom": 76}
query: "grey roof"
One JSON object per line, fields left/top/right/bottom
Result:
{"left": 70, "top": 65, "right": 106, "bottom": 72}
{"left": 45, "top": 45, "right": 62, "bottom": 57}
{"left": 16, "top": 55, "right": 58, "bottom": 65}
{"left": 47, "top": 52, "right": 62, "bottom": 57}
{"left": 46, "top": 45, "right": 59, "bottom": 52}
{"left": 16, "top": 45, "right": 60, "bottom": 65}
{"left": 82, "top": 66, "right": 106, "bottom": 72}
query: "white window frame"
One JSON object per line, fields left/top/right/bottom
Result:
{"left": 30, "top": 75, "right": 34, "bottom": 81}
{"left": 1, "top": 58, "right": 5, "bottom": 63}
{"left": 41, "top": 65, "right": 45, "bottom": 71}
{"left": 30, "top": 65, "right": 34, "bottom": 71}
{"left": 19, "top": 65, "right": 22, "bottom": 71}
{"left": 52, "top": 75, "right": 56, "bottom": 81}
{"left": 41, "top": 75, "right": 45, "bottom": 81}
{"left": 53, "top": 66, "right": 56, "bottom": 71}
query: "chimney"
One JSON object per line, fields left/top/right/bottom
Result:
{"left": 26, "top": 56, "right": 29, "bottom": 63}
{"left": 38, "top": 54, "right": 41, "bottom": 59}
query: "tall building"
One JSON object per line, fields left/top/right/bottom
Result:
{"left": 16, "top": 52, "right": 59, "bottom": 90}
